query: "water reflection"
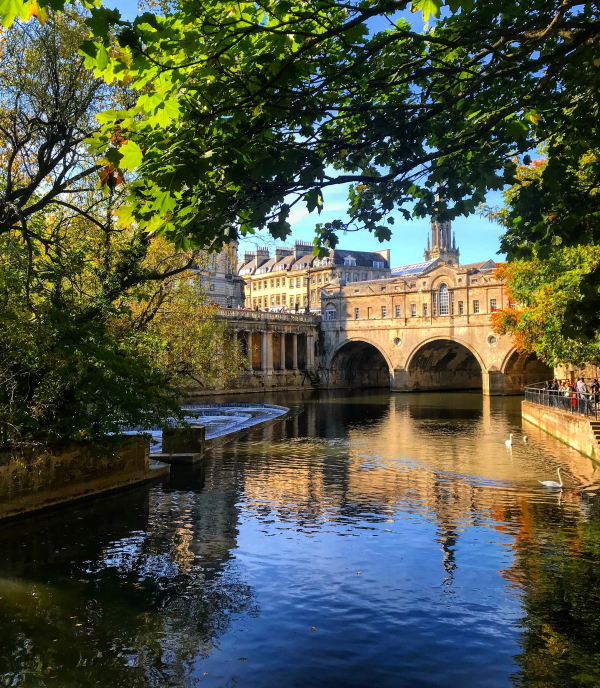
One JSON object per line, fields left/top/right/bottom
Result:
{"left": 1, "top": 390, "right": 600, "bottom": 687}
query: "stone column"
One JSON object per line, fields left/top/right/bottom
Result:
{"left": 261, "top": 331, "right": 273, "bottom": 372}
{"left": 292, "top": 333, "right": 298, "bottom": 370}
{"left": 280, "top": 333, "right": 286, "bottom": 371}
{"left": 307, "top": 334, "right": 315, "bottom": 368}
{"left": 246, "top": 331, "right": 253, "bottom": 369}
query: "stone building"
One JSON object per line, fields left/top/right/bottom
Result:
{"left": 239, "top": 241, "right": 391, "bottom": 312}
{"left": 193, "top": 242, "right": 245, "bottom": 308}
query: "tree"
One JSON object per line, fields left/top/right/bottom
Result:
{"left": 2, "top": 0, "right": 598, "bottom": 254}
{"left": 484, "top": 155, "right": 600, "bottom": 366}
{"left": 0, "top": 10, "right": 244, "bottom": 445}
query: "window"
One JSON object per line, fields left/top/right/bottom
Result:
{"left": 325, "top": 309, "right": 336, "bottom": 321}
{"left": 270, "top": 296, "right": 275, "bottom": 306}
{"left": 282, "top": 277, "right": 286, "bottom": 286}
{"left": 354, "top": 273, "right": 359, "bottom": 282}
{"left": 362, "top": 273, "right": 368, "bottom": 281}
{"left": 276, "top": 294, "right": 280, "bottom": 305}
{"left": 270, "top": 279, "right": 275, "bottom": 287}
{"left": 282, "top": 294, "right": 287, "bottom": 304}
{"left": 381, "top": 306, "right": 387, "bottom": 318}
{"left": 473, "top": 299, "right": 480, "bottom": 314}
{"left": 345, "top": 272, "right": 351, "bottom": 282}
{"left": 311, "top": 276, "right": 315, "bottom": 284}
{"left": 423, "top": 303, "right": 428, "bottom": 317}
{"left": 253, "top": 299, "right": 257, "bottom": 308}
{"left": 325, "top": 274, "right": 329, "bottom": 282}
{"left": 276, "top": 278, "right": 280, "bottom": 287}
{"left": 354, "top": 307, "right": 360, "bottom": 320}
{"left": 296, "top": 278, "right": 301, "bottom": 287}
{"left": 450, "top": 291, "right": 455, "bottom": 315}
{"left": 472, "top": 278, "right": 478, "bottom": 284}
{"left": 311, "top": 290, "right": 316, "bottom": 302}
{"left": 289, "top": 280, "right": 294, "bottom": 290}
{"left": 490, "top": 298, "right": 497, "bottom": 311}
{"left": 373, "top": 260, "right": 384, "bottom": 268}
{"left": 438, "top": 283, "right": 449, "bottom": 316}
{"left": 318, "top": 291, "right": 322, "bottom": 301}
{"left": 303, "top": 295, "right": 308, "bottom": 305}
{"left": 508, "top": 301, "right": 516, "bottom": 309}
{"left": 317, "top": 274, "right": 322, "bottom": 283}
{"left": 411, "top": 304, "right": 417, "bottom": 317}
{"left": 344, "top": 257, "right": 356, "bottom": 266}
{"left": 458, "top": 300, "right": 464, "bottom": 315}
{"left": 303, "top": 277, "right": 308, "bottom": 286}
{"left": 395, "top": 305, "right": 401, "bottom": 318}
{"left": 263, "top": 281, "right": 267, "bottom": 289}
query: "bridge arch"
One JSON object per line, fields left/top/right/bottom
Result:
{"left": 329, "top": 338, "right": 392, "bottom": 388}
{"left": 404, "top": 336, "right": 485, "bottom": 392}
{"left": 501, "top": 348, "right": 553, "bottom": 393}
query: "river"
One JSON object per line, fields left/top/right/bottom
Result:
{"left": 2, "top": 389, "right": 600, "bottom": 688}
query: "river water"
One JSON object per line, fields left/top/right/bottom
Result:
{"left": 2, "top": 390, "right": 600, "bottom": 688}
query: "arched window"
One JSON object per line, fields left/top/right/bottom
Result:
{"left": 439, "top": 283, "right": 449, "bottom": 316}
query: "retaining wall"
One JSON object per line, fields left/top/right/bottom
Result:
{"left": 0, "top": 436, "right": 168, "bottom": 521}
{"left": 521, "top": 400, "right": 599, "bottom": 460}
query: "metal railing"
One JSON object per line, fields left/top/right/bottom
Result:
{"left": 524, "top": 382, "right": 600, "bottom": 419}
{"left": 216, "top": 308, "right": 320, "bottom": 324}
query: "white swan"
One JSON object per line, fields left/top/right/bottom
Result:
{"left": 505, "top": 434, "right": 513, "bottom": 447}
{"left": 539, "top": 468, "right": 563, "bottom": 489}
{"left": 523, "top": 435, "right": 528, "bottom": 442}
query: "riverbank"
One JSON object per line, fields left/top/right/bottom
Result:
{"left": 0, "top": 403, "right": 289, "bottom": 522}
{"left": 522, "top": 399, "right": 600, "bottom": 461}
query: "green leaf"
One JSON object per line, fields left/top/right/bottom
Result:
{"left": 411, "top": 0, "right": 442, "bottom": 21}
{"left": 305, "top": 188, "right": 324, "bottom": 214}
{"left": 505, "top": 119, "right": 529, "bottom": 140}
{"left": 119, "top": 140, "right": 143, "bottom": 170}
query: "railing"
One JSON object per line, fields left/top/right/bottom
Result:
{"left": 524, "top": 382, "right": 600, "bottom": 419}
{"left": 215, "top": 308, "right": 320, "bottom": 324}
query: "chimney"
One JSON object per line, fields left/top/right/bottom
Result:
{"left": 274, "top": 246, "right": 293, "bottom": 261}
{"left": 293, "top": 240, "right": 313, "bottom": 259}
{"left": 374, "top": 249, "right": 390, "bottom": 265}
{"left": 243, "top": 251, "right": 254, "bottom": 264}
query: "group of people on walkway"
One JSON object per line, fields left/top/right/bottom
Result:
{"left": 544, "top": 378, "right": 600, "bottom": 413}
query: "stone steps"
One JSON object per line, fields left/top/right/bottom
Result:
{"left": 589, "top": 421, "right": 600, "bottom": 443}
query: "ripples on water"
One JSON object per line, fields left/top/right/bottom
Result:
{"left": 2, "top": 390, "right": 600, "bottom": 687}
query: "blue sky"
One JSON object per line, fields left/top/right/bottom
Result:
{"left": 107, "top": 0, "right": 507, "bottom": 266}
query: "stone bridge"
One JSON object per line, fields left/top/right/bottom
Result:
{"left": 317, "top": 260, "right": 552, "bottom": 396}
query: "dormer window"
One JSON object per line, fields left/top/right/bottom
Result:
{"left": 344, "top": 257, "right": 356, "bottom": 266}
{"left": 373, "top": 261, "right": 384, "bottom": 268}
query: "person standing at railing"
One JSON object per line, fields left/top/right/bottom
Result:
{"left": 591, "top": 379, "right": 600, "bottom": 414}
{"left": 576, "top": 378, "right": 588, "bottom": 414}
{"left": 549, "top": 379, "right": 559, "bottom": 407}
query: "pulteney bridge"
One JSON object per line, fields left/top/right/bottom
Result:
{"left": 212, "top": 269, "right": 550, "bottom": 397}
{"left": 318, "top": 258, "right": 551, "bottom": 395}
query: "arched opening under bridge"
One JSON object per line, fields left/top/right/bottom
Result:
{"left": 407, "top": 339, "right": 482, "bottom": 391}
{"left": 330, "top": 340, "right": 391, "bottom": 388}
{"left": 503, "top": 351, "right": 553, "bottom": 394}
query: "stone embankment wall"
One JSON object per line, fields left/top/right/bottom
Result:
{"left": 0, "top": 437, "right": 168, "bottom": 521}
{"left": 521, "top": 400, "right": 599, "bottom": 460}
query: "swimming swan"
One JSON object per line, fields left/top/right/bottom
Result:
{"left": 539, "top": 468, "right": 563, "bottom": 489}
{"left": 505, "top": 434, "right": 513, "bottom": 447}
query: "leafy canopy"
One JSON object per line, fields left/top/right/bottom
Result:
{"left": 4, "top": 0, "right": 598, "bottom": 255}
